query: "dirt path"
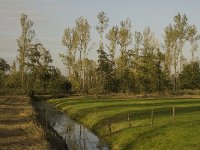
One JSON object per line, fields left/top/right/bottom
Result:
{"left": 0, "top": 96, "right": 50, "bottom": 150}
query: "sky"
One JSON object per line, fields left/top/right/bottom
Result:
{"left": 0, "top": 0, "right": 200, "bottom": 74}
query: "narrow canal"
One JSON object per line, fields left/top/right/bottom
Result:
{"left": 33, "top": 100, "right": 109, "bottom": 150}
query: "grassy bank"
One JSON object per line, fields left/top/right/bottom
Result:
{"left": 0, "top": 96, "right": 50, "bottom": 149}
{"left": 49, "top": 98, "right": 200, "bottom": 150}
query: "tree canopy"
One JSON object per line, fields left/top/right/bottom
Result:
{"left": 1, "top": 12, "right": 200, "bottom": 96}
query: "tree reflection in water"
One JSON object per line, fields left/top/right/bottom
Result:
{"left": 34, "top": 101, "right": 108, "bottom": 150}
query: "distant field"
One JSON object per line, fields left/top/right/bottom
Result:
{"left": 49, "top": 98, "right": 200, "bottom": 150}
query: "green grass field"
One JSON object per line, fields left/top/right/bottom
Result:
{"left": 48, "top": 98, "right": 200, "bottom": 150}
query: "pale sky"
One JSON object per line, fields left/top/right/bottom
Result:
{"left": 0, "top": 0, "right": 200, "bottom": 73}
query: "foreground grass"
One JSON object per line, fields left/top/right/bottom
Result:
{"left": 0, "top": 96, "right": 49, "bottom": 150}
{"left": 49, "top": 98, "right": 200, "bottom": 150}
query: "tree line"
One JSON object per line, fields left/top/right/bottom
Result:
{"left": 0, "top": 12, "right": 200, "bottom": 96}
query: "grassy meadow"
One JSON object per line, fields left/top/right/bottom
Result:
{"left": 49, "top": 98, "right": 200, "bottom": 150}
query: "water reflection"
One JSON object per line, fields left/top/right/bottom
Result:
{"left": 34, "top": 101, "right": 108, "bottom": 150}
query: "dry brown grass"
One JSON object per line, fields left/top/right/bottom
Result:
{"left": 0, "top": 96, "right": 50, "bottom": 150}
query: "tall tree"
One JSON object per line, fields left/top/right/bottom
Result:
{"left": 96, "top": 11, "right": 113, "bottom": 94}
{"left": 17, "top": 13, "right": 35, "bottom": 88}
{"left": 83, "top": 58, "right": 97, "bottom": 94}
{"left": 97, "top": 44, "right": 116, "bottom": 94}
{"left": 138, "top": 27, "right": 158, "bottom": 93}
{"left": 26, "top": 43, "right": 54, "bottom": 93}
{"left": 95, "top": 11, "right": 109, "bottom": 44}
{"left": 75, "top": 17, "right": 90, "bottom": 92}
{"left": 117, "top": 18, "right": 133, "bottom": 93}
{"left": 164, "top": 13, "right": 189, "bottom": 91}
{"left": 133, "top": 31, "right": 143, "bottom": 61}
{"left": 75, "top": 17, "right": 90, "bottom": 62}
{"left": 60, "top": 27, "right": 78, "bottom": 77}
{"left": 106, "top": 26, "right": 118, "bottom": 63}
{"left": 155, "top": 49, "right": 171, "bottom": 93}
{"left": 118, "top": 18, "right": 132, "bottom": 60}
{"left": 187, "top": 25, "right": 200, "bottom": 61}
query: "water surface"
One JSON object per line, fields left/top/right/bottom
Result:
{"left": 34, "top": 101, "right": 109, "bottom": 150}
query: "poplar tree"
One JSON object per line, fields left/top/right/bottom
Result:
{"left": 117, "top": 18, "right": 132, "bottom": 93}
{"left": 17, "top": 13, "right": 35, "bottom": 88}
{"left": 96, "top": 11, "right": 109, "bottom": 43}
{"left": 61, "top": 27, "right": 78, "bottom": 77}
{"left": 95, "top": 11, "right": 112, "bottom": 93}
{"left": 106, "top": 26, "right": 118, "bottom": 63}
{"left": 75, "top": 17, "right": 90, "bottom": 93}
{"left": 187, "top": 25, "right": 200, "bottom": 61}
{"left": 164, "top": 13, "right": 189, "bottom": 91}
